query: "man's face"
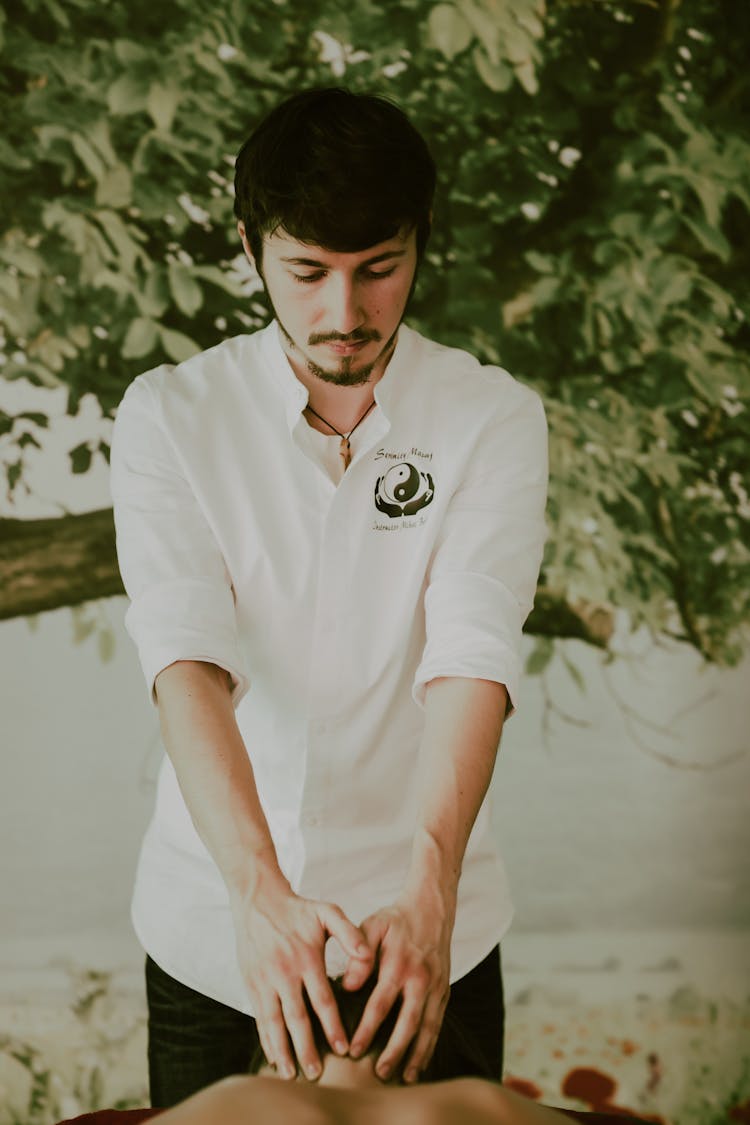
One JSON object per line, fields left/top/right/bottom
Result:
{"left": 238, "top": 224, "right": 418, "bottom": 387}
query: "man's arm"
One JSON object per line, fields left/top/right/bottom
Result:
{"left": 344, "top": 674, "right": 507, "bottom": 1082}
{"left": 154, "top": 660, "right": 373, "bottom": 1079}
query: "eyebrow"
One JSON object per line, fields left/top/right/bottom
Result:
{"left": 279, "top": 249, "right": 407, "bottom": 267}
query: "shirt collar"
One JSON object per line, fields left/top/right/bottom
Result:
{"left": 260, "top": 320, "right": 416, "bottom": 432}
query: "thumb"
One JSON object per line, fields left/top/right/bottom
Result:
{"left": 341, "top": 913, "right": 386, "bottom": 990}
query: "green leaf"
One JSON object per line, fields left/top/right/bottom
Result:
{"left": 192, "top": 264, "right": 244, "bottom": 297}
{"left": 107, "top": 73, "right": 149, "bottom": 116}
{"left": 122, "top": 317, "right": 159, "bottom": 358}
{"left": 98, "top": 627, "right": 115, "bottom": 662}
{"left": 524, "top": 250, "right": 554, "bottom": 274}
{"left": 135, "top": 269, "right": 170, "bottom": 318}
{"left": 69, "top": 443, "right": 93, "bottom": 474}
{"left": 70, "top": 134, "right": 106, "bottom": 179}
{"left": 530, "top": 276, "right": 560, "bottom": 306}
{"left": 427, "top": 4, "right": 473, "bottom": 60}
{"left": 681, "top": 215, "right": 731, "bottom": 263}
{"left": 459, "top": 0, "right": 501, "bottom": 65}
{"left": 472, "top": 45, "right": 512, "bottom": 92}
{"left": 0, "top": 136, "right": 32, "bottom": 171}
{"left": 72, "top": 608, "right": 96, "bottom": 643}
{"left": 113, "top": 39, "right": 150, "bottom": 64}
{"left": 159, "top": 325, "right": 200, "bottom": 363}
{"left": 94, "top": 210, "right": 146, "bottom": 272}
{"left": 95, "top": 165, "right": 133, "bottom": 209}
{"left": 562, "top": 652, "right": 585, "bottom": 693}
{"left": 7, "top": 462, "right": 22, "bottom": 492}
{"left": 147, "top": 83, "right": 181, "bottom": 132}
{"left": 168, "top": 260, "right": 203, "bottom": 316}
{"left": 525, "top": 637, "right": 554, "bottom": 675}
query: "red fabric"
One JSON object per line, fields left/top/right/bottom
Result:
{"left": 560, "top": 1114, "right": 651, "bottom": 1125}
{"left": 57, "top": 1112, "right": 162, "bottom": 1124}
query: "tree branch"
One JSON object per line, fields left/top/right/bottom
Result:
{"left": 0, "top": 508, "right": 123, "bottom": 619}
{"left": 0, "top": 508, "right": 614, "bottom": 647}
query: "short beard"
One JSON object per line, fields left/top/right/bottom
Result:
{"left": 264, "top": 270, "right": 417, "bottom": 387}
{"left": 274, "top": 320, "right": 399, "bottom": 387}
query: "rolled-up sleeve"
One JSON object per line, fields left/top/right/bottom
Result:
{"left": 110, "top": 375, "right": 249, "bottom": 706}
{"left": 413, "top": 383, "right": 548, "bottom": 715}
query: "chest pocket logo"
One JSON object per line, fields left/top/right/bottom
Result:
{"left": 374, "top": 462, "right": 435, "bottom": 518}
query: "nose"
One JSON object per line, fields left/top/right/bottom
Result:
{"left": 325, "top": 273, "right": 364, "bottom": 336}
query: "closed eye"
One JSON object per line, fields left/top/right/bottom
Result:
{"left": 292, "top": 270, "right": 326, "bottom": 284}
{"left": 361, "top": 266, "right": 397, "bottom": 280}
{"left": 291, "top": 264, "right": 398, "bottom": 285}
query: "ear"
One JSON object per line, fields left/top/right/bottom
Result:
{"left": 237, "top": 220, "right": 254, "bottom": 264}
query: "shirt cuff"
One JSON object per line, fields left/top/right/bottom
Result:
{"left": 412, "top": 571, "right": 523, "bottom": 716}
{"left": 124, "top": 577, "right": 249, "bottom": 707}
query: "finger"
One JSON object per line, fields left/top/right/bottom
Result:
{"left": 280, "top": 988, "right": 322, "bottom": 1081}
{"left": 254, "top": 1018, "right": 275, "bottom": 1071}
{"left": 402, "top": 987, "right": 449, "bottom": 1083}
{"left": 341, "top": 951, "right": 375, "bottom": 991}
{"left": 349, "top": 974, "right": 401, "bottom": 1060}
{"left": 342, "top": 914, "right": 387, "bottom": 989}
{"left": 320, "top": 902, "right": 372, "bottom": 961}
{"left": 373, "top": 985, "right": 426, "bottom": 1081}
{"left": 304, "top": 970, "right": 349, "bottom": 1056}
{"left": 260, "top": 996, "right": 297, "bottom": 1080}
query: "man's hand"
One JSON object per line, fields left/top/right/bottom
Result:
{"left": 341, "top": 887, "right": 453, "bottom": 1085}
{"left": 231, "top": 874, "right": 373, "bottom": 1081}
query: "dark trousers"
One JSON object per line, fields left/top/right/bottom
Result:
{"left": 146, "top": 945, "right": 504, "bottom": 1108}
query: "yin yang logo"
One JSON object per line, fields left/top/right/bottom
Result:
{"left": 374, "top": 462, "right": 435, "bottom": 518}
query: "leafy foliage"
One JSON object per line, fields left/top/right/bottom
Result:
{"left": 1, "top": 0, "right": 748, "bottom": 661}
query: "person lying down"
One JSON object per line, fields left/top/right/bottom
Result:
{"left": 154, "top": 976, "right": 572, "bottom": 1125}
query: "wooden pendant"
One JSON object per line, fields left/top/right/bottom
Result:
{"left": 340, "top": 436, "right": 352, "bottom": 471}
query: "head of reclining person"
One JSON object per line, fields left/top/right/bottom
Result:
{"left": 249, "top": 975, "right": 404, "bottom": 1088}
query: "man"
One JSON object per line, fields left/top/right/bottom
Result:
{"left": 110, "top": 86, "right": 548, "bottom": 1108}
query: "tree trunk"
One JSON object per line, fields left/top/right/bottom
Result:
{"left": 0, "top": 508, "right": 614, "bottom": 647}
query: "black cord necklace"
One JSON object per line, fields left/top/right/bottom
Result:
{"left": 304, "top": 398, "right": 377, "bottom": 471}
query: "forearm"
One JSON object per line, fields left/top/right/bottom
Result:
{"left": 405, "top": 676, "right": 507, "bottom": 906}
{"left": 154, "top": 660, "right": 286, "bottom": 900}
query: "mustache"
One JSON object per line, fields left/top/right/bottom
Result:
{"left": 308, "top": 329, "right": 381, "bottom": 345}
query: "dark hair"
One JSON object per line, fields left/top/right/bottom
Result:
{"left": 248, "top": 974, "right": 490, "bottom": 1084}
{"left": 248, "top": 974, "right": 402, "bottom": 1077}
{"left": 234, "top": 87, "right": 436, "bottom": 265}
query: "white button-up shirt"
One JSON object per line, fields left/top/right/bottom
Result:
{"left": 110, "top": 321, "right": 548, "bottom": 1013}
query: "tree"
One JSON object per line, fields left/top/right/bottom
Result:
{"left": 1, "top": 0, "right": 748, "bottom": 665}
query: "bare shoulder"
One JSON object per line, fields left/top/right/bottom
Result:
{"left": 156, "top": 1075, "right": 333, "bottom": 1125}
{"left": 155, "top": 1075, "right": 572, "bottom": 1125}
{"left": 424, "top": 1078, "right": 508, "bottom": 1125}
{"left": 411, "top": 1079, "right": 572, "bottom": 1125}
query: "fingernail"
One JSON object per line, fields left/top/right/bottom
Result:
{"left": 281, "top": 1062, "right": 295, "bottom": 1079}
{"left": 350, "top": 1042, "right": 362, "bottom": 1059}
{"left": 377, "top": 1063, "right": 391, "bottom": 1080}
{"left": 357, "top": 942, "right": 369, "bottom": 956}
{"left": 335, "top": 1040, "right": 348, "bottom": 1056}
{"left": 306, "top": 1063, "right": 320, "bottom": 1080}
{"left": 404, "top": 1068, "right": 418, "bottom": 1084}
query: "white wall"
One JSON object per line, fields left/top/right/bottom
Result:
{"left": 3, "top": 600, "right": 749, "bottom": 954}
